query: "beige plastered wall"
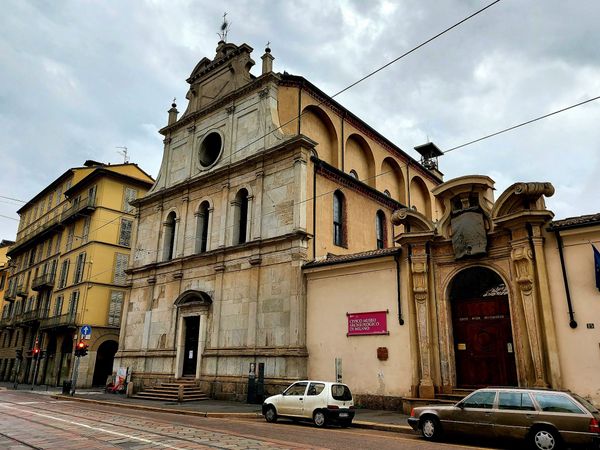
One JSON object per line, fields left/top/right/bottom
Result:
{"left": 544, "top": 224, "right": 600, "bottom": 403}
{"left": 305, "top": 257, "right": 412, "bottom": 398}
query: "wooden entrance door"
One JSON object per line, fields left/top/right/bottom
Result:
{"left": 183, "top": 316, "right": 200, "bottom": 376}
{"left": 452, "top": 296, "right": 517, "bottom": 387}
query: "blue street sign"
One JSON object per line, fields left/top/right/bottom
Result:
{"left": 81, "top": 325, "right": 92, "bottom": 336}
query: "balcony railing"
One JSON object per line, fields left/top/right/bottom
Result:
{"left": 21, "top": 309, "right": 49, "bottom": 324}
{"left": 39, "top": 312, "right": 80, "bottom": 330}
{"left": 32, "top": 273, "right": 55, "bottom": 291}
{"left": 8, "top": 216, "right": 63, "bottom": 258}
{"left": 61, "top": 196, "right": 96, "bottom": 224}
{"left": 3, "top": 288, "right": 16, "bottom": 302}
{"left": 0, "top": 316, "right": 15, "bottom": 329}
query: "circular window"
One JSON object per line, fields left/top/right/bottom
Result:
{"left": 198, "top": 131, "right": 223, "bottom": 168}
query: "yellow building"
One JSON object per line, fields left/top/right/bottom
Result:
{"left": 0, "top": 240, "right": 14, "bottom": 312}
{"left": 0, "top": 161, "right": 153, "bottom": 387}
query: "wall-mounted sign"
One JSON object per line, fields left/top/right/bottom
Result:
{"left": 347, "top": 310, "right": 389, "bottom": 336}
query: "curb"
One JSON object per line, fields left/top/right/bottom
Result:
{"left": 50, "top": 395, "right": 414, "bottom": 434}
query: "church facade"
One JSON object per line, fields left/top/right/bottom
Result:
{"left": 114, "top": 40, "right": 440, "bottom": 399}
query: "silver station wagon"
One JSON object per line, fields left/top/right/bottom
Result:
{"left": 408, "top": 388, "right": 600, "bottom": 450}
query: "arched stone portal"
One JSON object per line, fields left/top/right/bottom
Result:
{"left": 449, "top": 267, "right": 517, "bottom": 388}
{"left": 92, "top": 340, "right": 118, "bottom": 386}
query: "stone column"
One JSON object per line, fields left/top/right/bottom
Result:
{"left": 410, "top": 244, "right": 435, "bottom": 398}
{"left": 175, "top": 313, "right": 184, "bottom": 378}
{"left": 178, "top": 195, "right": 189, "bottom": 258}
{"left": 530, "top": 225, "right": 562, "bottom": 388}
{"left": 207, "top": 207, "right": 214, "bottom": 251}
{"left": 252, "top": 171, "right": 264, "bottom": 240}
{"left": 219, "top": 183, "right": 229, "bottom": 248}
{"left": 246, "top": 194, "right": 254, "bottom": 241}
{"left": 510, "top": 238, "right": 547, "bottom": 387}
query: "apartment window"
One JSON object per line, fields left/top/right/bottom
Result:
{"left": 88, "top": 185, "right": 97, "bottom": 205}
{"left": 55, "top": 233, "right": 62, "bottom": 253}
{"left": 163, "top": 212, "right": 177, "bottom": 261}
{"left": 73, "top": 252, "right": 86, "bottom": 284}
{"left": 113, "top": 253, "right": 128, "bottom": 285}
{"left": 82, "top": 217, "right": 90, "bottom": 243}
{"left": 376, "top": 210, "right": 386, "bottom": 249}
{"left": 349, "top": 169, "right": 358, "bottom": 179}
{"left": 119, "top": 219, "right": 133, "bottom": 247}
{"left": 48, "top": 259, "right": 57, "bottom": 281}
{"left": 46, "top": 237, "right": 53, "bottom": 258}
{"left": 59, "top": 259, "right": 70, "bottom": 289}
{"left": 66, "top": 226, "right": 74, "bottom": 251}
{"left": 28, "top": 248, "right": 36, "bottom": 266}
{"left": 232, "top": 189, "right": 249, "bottom": 245}
{"left": 56, "top": 186, "right": 62, "bottom": 206}
{"left": 333, "top": 190, "right": 346, "bottom": 247}
{"left": 0, "top": 273, "right": 4, "bottom": 291}
{"left": 123, "top": 187, "right": 137, "bottom": 213}
{"left": 54, "top": 295, "right": 63, "bottom": 316}
{"left": 195, "top": 201, "right": 210, "bottom": 253}
{"left": 108, "top": 291, "right": 124, "bottom": 326}
{"left": 68, "top": 290, "right": 79, "bottom": 316}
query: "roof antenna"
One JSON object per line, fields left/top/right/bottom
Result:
{"left": 217, "top": 12, "right": 230, "bottom": 42}
{"left": 116, "top": 146, "right": 129, "bottom": 163}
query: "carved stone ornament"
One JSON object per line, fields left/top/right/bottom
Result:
{"left": 451, "top": 211, "right": 487, "bottom": 259}
{"left": 187, "top": 125, "right": 196, "bottom": 134}
{"left": 514, "top": 182, "right": 555, "bottom": 198}
{"left": 163, "top": 137, "right": 172, "bottom": 145}
{"left": 226, "top": 105, "right": 236, "bottom": 115}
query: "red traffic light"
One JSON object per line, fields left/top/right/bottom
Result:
{"left": 77, "top": 341, "right": 86, "bottom": 349}
{"left": 33, "top": 347, "right": 40, "bottom": 354}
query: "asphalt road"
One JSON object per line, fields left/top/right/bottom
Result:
{"left": 0, "top": 390, "right": 505, "bottom": 450}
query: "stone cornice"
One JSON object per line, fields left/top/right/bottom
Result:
{"left": 133, "top": 135, "right": 316, "bottom": 208}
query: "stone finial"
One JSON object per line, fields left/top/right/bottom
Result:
{"left": 168, "top": 98, "right": 178, "bottom": 125}
{"left": 261, "top": 44, "right": 274, "bottom": 74}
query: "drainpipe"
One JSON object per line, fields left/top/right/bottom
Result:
{"left": 394, "top": 253, "right": 404, "bottom": 325}
{"left": 554, "top": 230, "right": 577, "bottom": 328}
{"left": 312, "top": 158, "right": 318, "bottom": 259}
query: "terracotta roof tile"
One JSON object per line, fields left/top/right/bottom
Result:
{"left": 303, "top": 247, "right": 400, "bottom": 268}
{"left": 549, "top": 213, "right": 600, "bottom": 230}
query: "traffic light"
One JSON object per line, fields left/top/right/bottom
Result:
{"left": 40, "top": 350, "right": 47, "bottom": 359}
{"left": 32, "top": 347, "right": 40, "bottom": 358}
{"left": 15, "top": 348, "right": 23, "bottom": 360}
{"left": 75, "top": 340, "right": 88, "bottom": 357}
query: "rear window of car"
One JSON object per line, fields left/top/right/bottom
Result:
{"left": 462, "top": 391, "right": 496, "bottom": 409}
{"left": 572, "top": 394, "right": 599, "bottom": 414}
{"left": 533, "top": 393, "right": 585, "bottom": 414}
{"left": 331, "top": 384, "right": 352, "bottom": 401}
{"left": 498, "top": 392, "right": 535, "bottom": 411}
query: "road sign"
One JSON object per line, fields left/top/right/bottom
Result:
{"left": 80, "top": 325, "right": 92, "bottom": 340}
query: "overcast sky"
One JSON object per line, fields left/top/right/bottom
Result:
{"left": 1, "top": 0, "right": 599, "bottom": 240}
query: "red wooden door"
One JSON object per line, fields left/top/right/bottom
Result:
{"left": 452, "top": 296, "right": 517, "bottom": 388}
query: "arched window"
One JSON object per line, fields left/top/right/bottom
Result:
{"left": 163, "top": 211, "right": 177, "bottom": 261}
{"left": 195, "top": 201, "right": 210, "bottom": 253}
{"left": 376, "top": 210, "right": 386, "bottom": 249}
{"left": 384, "top": 189, "right": 391, "bottom": 197}
{"left": 349, "top": 169, "right": 358, "bottom": 179}
{"left": 333, "top": 190, "right": 346, "bottom": 247}
{"left": 233, "top": 189, "right": 249, "bottom": 245}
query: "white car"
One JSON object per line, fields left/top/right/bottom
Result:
{"left": 262, "top": 380, "right": 355, "bottom": 427}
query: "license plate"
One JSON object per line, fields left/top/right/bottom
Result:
{"left": 339, "top": 412, "right": 348, "bottom": 417}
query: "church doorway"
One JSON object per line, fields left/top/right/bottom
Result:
{"left": 182, "top": 316, "right": 200, "bottom": 376}
{"left": 92, "top": 340, "right": 118, "bottom": 386}
{"left": 450, "top": 267, "right": 517, "bottom": 388}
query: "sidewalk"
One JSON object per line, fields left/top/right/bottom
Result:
{"left": 0, "top": 382, "right": 412, "bottom": 433}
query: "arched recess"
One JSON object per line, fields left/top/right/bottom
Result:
{"left": 409, "top": 176, "right": 432, "bottom": 219}
{"left": 301, "top": 105, "right": 338, "bottom": 167}
{"left": 380, "top": 157, "right": 406, "bottom": 204}
{"left": 448, "top": 266, "right": 517, "bottom": 388}
{"left": 195, "top": 200, "right": 212, "bottom": 253}
{"left": 92, "top": 339, "right": 118, "bottom": 386}
{"left": 162, "top": 210, "right": 178, "bottom": 261}
{"left": 232, "top": 188, "right": 249, "bottom": 245}
{"left": 345, "top": 134, "right": 375, "bottom": 187}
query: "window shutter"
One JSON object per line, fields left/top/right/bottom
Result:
{"left": 73, "top": 253, "right": 86, "bottom": 284}
{"left": 108, "top": 291, "right": 124, "bottom": 326}
{"left": 113, "top": 253, "right": 128, "bottom": 285}
{"left": 54, "top": 296, "right": 63, "bottom": 316}
{"left": 123, "top": 188, "right": 138, "bottom": 213}
{"left": 82, "top": 217, "right": 90, "bottom": 243}
{"left": 68, "top": 291, "right": 79, "bottom": 315}
{"left": 119, "top": 219, "right": 133, "bottom": 247}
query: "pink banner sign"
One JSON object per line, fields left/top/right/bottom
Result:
{"left": 347, "top": 310, "right": 389, "bottom": 336}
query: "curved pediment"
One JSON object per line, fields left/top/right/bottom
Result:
{"left": 492, "top": 182, "right": 555, "bottom": 220}
{"left": 391, "top": 208, "right": 435, "bottom": 233}
{"left": 174, "top": 289, "right": 213, "bottom": 306}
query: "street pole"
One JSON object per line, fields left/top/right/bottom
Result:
{"left": 30, "top": 354, "right": 40, "bottom": 390}
{"left": 70, "top": 355, "right": 80, "bottom": 396}
{"left": 13, "top": 359, "right": 21, "bottom": 390}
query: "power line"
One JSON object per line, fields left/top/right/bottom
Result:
{"left": 0, "top": 214, "right": 18, "bottom": 222}
{"left": 0, "top": 195, "right": 26, "bottom": 203}
{"left": 220, "top": 0, "right": 502, "bottom": 164}
{"left": 444, "top": 95, "right": 600, "bottom": 153}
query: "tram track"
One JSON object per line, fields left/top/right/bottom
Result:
{"left": 0, "top": 429, "right": 41, "bottom": 449}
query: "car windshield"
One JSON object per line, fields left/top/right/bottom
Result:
{"left": 572, "top": 394, "right": 600, "bottom": 414}
{"left": 331, "top": 384, "right": 352, "bottom": 401}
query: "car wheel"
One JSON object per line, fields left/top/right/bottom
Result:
{"left": 313, "top": 410, "right": 327, "bottom": 428}
{"left": 530, "top": 427, "right": 561, "bottom": 450}
{"left": 420, "top": 416, "right": 441, "bottom": 441}
{"left": 264, "top": 405, "right": 278, "bottom": 423}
